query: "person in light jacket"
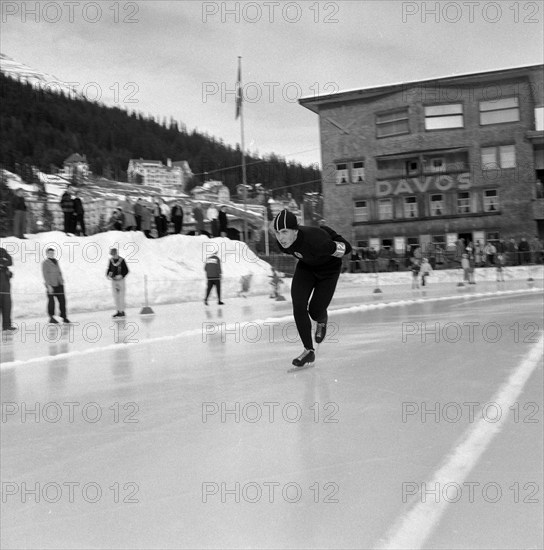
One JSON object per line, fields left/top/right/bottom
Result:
{"left": 42, "top": 248, "right": 70, "bottom": 324}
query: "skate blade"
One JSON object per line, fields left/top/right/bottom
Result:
{"left": 287, "top": 362, "right": 315, "bottom": 373}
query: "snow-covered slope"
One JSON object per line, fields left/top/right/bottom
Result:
{"left": 0, "top": 53, "right": 81, "bottom": 97}
{"left": 1, "top": 231, "right": 275, "bottom": 319}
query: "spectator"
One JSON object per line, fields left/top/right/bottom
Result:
{"left": 518, "top": 237, "right": 530, "bottom": 264}
{"left": 218, "top": 205, "right": 228, "bottom": 237}
{"left": 107, "top": 208, "right": 124, "bottom": 231}
{"left": 461, "top": 253, "right": 470, "bottom": 283}
{"left": 204, "top": 254, "right": 224, "bottom": 305}
{"left": 468, "top": 252, "right": 476, "bottom": 284}
{"left": 410, "top": 259, "right": 420, "bottom": 289}
{"left": 420, "top": 257, "right": 433, "bottom": 286}
{"left": 193, "top": 202, "right": 205, "bottom": 236}
{"left": 12, "top": 188, "right": 27, "bottom": 239}
{"left": 0, "top": 247, "right": 16, "bottom": 332}
{"left": 207, "top": 204, "right": 219, "bottom": 237}
{"left": 484, "top": 241, "right": 496, "bottom": 266}
{"left": 496, "top": 253, "right": 505, "bottom": 282}
{"left": 73, "top": 190, "right": 86, "bottom": 236}
{"left": 134, "top": 198, "right": 143, "bottom": 231}
{"left": 160, "top": 198, "right": 171, "bottom": 236}
{"left": 368, "top": 247, "right": 378, "bottom": 273}
{"left": 140, "top": 203, "right": 153, "bottom": 238}
{"left": 530, "top": 236, "right": 543, "bottom": 264}
{"left": 507, "top": 238, "right": 518, "bottom": 266}
{"left": 171, "top": 201, "right": 184, "bottom": 234}
{"left": 106, "top": 248, "right": 129, "bottom": 318}
{"left": 153, "top": 201, "right": 162, "bottom": 237}
{"left": 42, "top": 247, "right": 70, "bottom": 324}
{"left": 119, "top": 195, "right": 136, "bottom": 231}
{"left": 60, "top": 186, "right": 74, "bottom": 234}
{"left": 349, "top": 249, "right": 361, "bottom": 273}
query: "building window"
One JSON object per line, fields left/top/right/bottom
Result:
{"left": 357, "top": 240, "right": 368, "bottom": 248}
{"left": 336, "top": 163, "right": 348, "bottom": 185}
{"left": 406, "top": 159, "right": 420, "bottom": 176}
{"left": 404, "top": 196, "right": 418, "bottom": 218}
{"left": 428, "top": 157, "right": 445, "bottom": 173}
{"left": 486, "top": 232, "right": 500, "bottom": 244}
{"left": 351, "top": 161, "right": 365, "bottom": 183}
{"left": 378, "top": 198, "right": 393, "bottom": 220}
{"left": 484, "top": 189, "right": 499, "bottom": 212}
{"left": 457, "top": 191, "right": 471, "bottom": 214}
{"left": 480, "top": 97, "right": 519, "bottom": 125}
{"left": 376, "top": 108, "right": 409, "bottom": 137}
{"left": 424, "top": 103, "right": 464, "bottom": 130}
{"left": 430, "top": 194, "right": 444, "bottom": 216}
{"left": 481, "top": 145, "right": 516, "bottom": 169}
{"left": 354, "top": 200, "right": 368, "bottom": 222}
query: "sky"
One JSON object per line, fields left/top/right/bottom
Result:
{"left": 1, "top": 0, "right": 543, "bottom": 168}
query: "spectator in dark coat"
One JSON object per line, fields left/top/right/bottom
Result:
{"left": 107, "top": 209, "right": 124, "bottom": 231}
{"left": 73, "top": 190, "right": 86, "bottom": 236}
{"left": 506, "top": 238, "right": 518, "bottom": 266}
{"left": 134, "top": 198, "right": 143, "bottom": 231}
{"left": 193, "top": 203, "right": 205, "bottom": 236}
{"left": 60, "top": 186, "right": 74, "bottom": 234}
{"left": 171, "top": 202, "right": 184, "bottom": 234}
{"left": 140, "top": 203, "right": 153, "bottom": 238}
{"left": 0, "top": 247, "right": 16, "bottom": 331}
{"left": 12, "top": 188, "right": 27, "bottom": 239}
{"left": 204, "top": 254, "right": 224, "bottom": 305}
{"left": 218, "top": 206, "right": 228, "bottom": 237}
{"left": 518, "top": 237, "right": 531, "bottom": 264}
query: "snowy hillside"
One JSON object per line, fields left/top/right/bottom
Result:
{"left": 0, "top": 53, "right": 81, "bottom": 98}
{"left": 1, "top": 231, "right": 276, "bottom": 319}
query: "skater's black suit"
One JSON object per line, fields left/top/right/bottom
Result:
{"left": 277, "top": 226, "right": 351, "bottom": 350}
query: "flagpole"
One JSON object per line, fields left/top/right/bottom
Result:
{"left": 237, "top": 56, "right": 248, "bottom": 244}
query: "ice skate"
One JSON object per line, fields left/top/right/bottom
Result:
{"left": 315, "top": 322, "right": 327, "bottom": 344}
{"left": 288, "top": 349, "right": 316, "bottom": 372}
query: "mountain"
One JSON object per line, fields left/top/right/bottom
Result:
{"left": 0, "top": 53, "right": 81, "bottom": 98}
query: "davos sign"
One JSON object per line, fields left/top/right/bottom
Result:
{"left": 376, "top": 172, "right": 471, "bottom": 196}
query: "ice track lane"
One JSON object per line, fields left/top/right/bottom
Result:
{"left": 1, "top": 290, "right": 543, "bottom": 549}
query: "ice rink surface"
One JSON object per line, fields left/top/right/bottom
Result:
{"left": 1, "top": 282, "right": 543, "bottom": 549}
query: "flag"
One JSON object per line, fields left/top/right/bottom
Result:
{"left": 235, "top": 58, "right": 242, "bottom": 119}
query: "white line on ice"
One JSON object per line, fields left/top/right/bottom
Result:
{"left": 1, "top": 287, "right": 541, "bottom": 370}
{"left": 375, "top": 335, "right": 544, "bottom": 550}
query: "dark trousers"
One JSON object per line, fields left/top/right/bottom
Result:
{"left": 205, "top": 279, "right": 221, "bottom": 302}
{"left": 47, "top": 285, "right": 67, "bottom": 319}
{"left": 173, "top": 217, "right": 183, "bottom": 234}
{"left": 1, "top": 290, "right": 12, "bottom": 329}
{"left": 135, "top": 215, "right": 142, "bottom": 231}
{"left": 63, "top": 212, "right": 73, "bottom": 233}
{"left": 291, "top": 264, "right": 340, "bottom": 350}
{"left": 74, "top": 214, "right": 86, "bottom": 235}
{"left": 13, "top": 210, "right": 26, "bottom": 238}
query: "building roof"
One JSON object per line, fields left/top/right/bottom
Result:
{"left": 129, "top": 159, "right": 163, "bottom": 165}
{"left": 64, "top": 153, "right": 87, "bottom": 164}
{"left": 299, "top": 64, "right": 544, "bottom": 113}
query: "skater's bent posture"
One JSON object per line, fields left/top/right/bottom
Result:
{"left": 273, "top": 210, "right": 351, "bottom": 367}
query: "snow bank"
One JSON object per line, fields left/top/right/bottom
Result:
{"left": 1, "top": 232, "right": 275, "bottom": 319}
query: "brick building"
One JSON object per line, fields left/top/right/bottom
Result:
{"left": 299, "top": 64, "right": 544, "bottom": 253}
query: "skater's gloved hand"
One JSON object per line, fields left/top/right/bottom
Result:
{"left": 46, "top": 285, "right": 53, "bottom": 293}
{"left": 332, "top": 242, "right": 346, "bottom": 258}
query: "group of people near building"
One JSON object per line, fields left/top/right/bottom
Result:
{"left": 347, "top": 236, "right": 544, "bottom": 273}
